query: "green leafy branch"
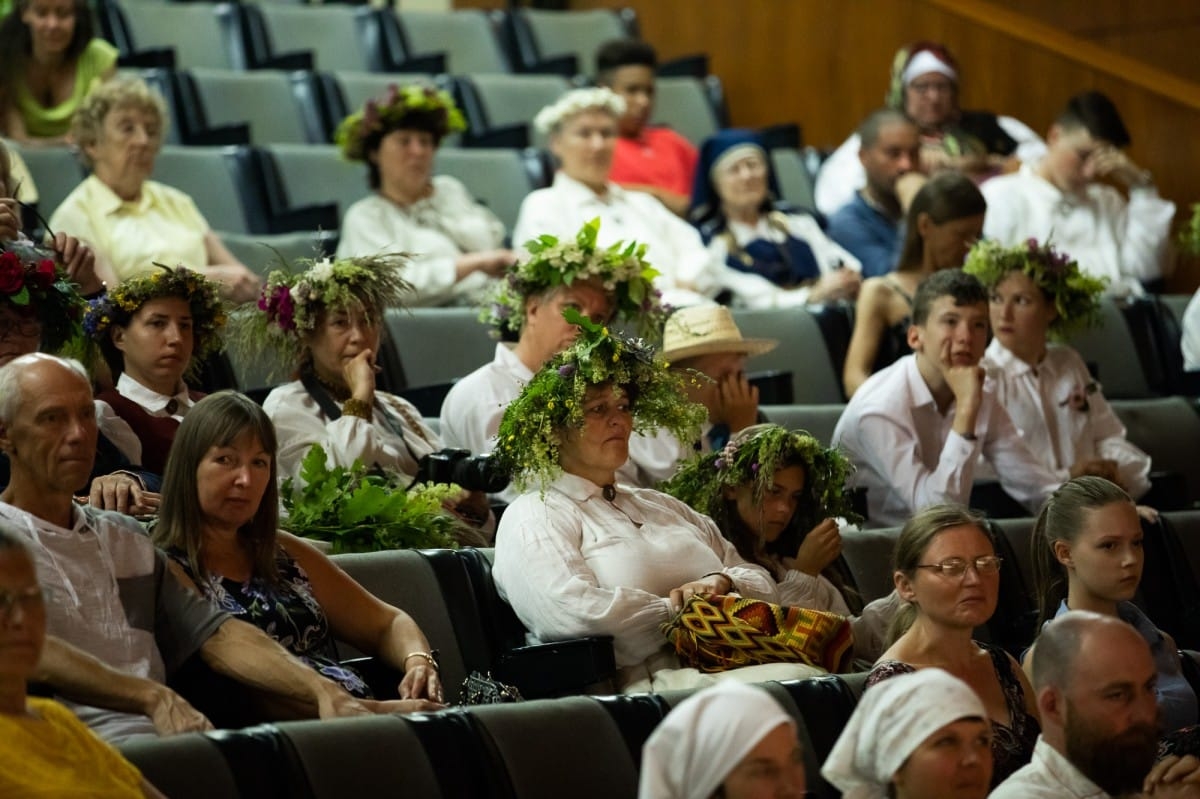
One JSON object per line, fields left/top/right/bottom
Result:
{"left": 281, "top": 444, "right": 462, "bottom": 553}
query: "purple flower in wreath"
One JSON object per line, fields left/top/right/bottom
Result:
{"left": 557, "top": 363, "right": 577, "bottom": 378}
{"left": 714, "top": 458, "right": 726, "bottom": 470}
{"left": 259, "top": 284, "right": 296, "bottom": 332}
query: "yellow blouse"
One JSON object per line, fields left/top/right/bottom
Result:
{"left": 0, "top": 697, "right": 145, "bottom": 797}
{"left": 49, "top": 175, "right": 211, "bottom": 284}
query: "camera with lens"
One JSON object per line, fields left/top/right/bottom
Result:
{"left": 414, "top": 448, "right": 510, "bottom": 494}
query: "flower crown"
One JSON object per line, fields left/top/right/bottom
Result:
{"left": 1180, "top": 203, "right": 1200, "bottom": 257}
{"left": 482, "top": 217, "right": 666, "bottom": 342}
{"left": 0, "top": 240, "right": 87, "bottom": 356}
{"left": 230, "top": 253, "right": 411, "bottom": 370}
{"left": 492, "top": 310, "right": 706, "bottom": 491}
{"left": 962, "top": 238, "right": 1107, "bottom": 338}
{"left": 334, "top": 84, "right": 467, "bottom": 161}
{"left": 84, "top": 265, "right": 227, "bottom": 367}
{"left": 662, "top": 424, "right": 861, "bottom": 534}
{"left": 534, "top": 87, "right": 626, "bottom": 136}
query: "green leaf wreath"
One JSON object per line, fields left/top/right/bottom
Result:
{"left": 281, "top": 444, "right": 463, "bottom": 553}
{"left": 962, "top": 238, "right": 1107, "bottom": 338}
{"left": 661, "top": 424, "right": 861, "bottom": 536}
{"left": 1179, "top": 203, "right": 1200, "bottom": 257}
{"left": 491, "top": 308, "right": 706, "bottom": 491}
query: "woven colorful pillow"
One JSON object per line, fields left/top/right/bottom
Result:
{"left": 663, "top": 594, "right": 854, "bottom": 674}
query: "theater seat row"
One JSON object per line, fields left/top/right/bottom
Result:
{"left": 120, "top": 675, "right": 863, "bottom": 799}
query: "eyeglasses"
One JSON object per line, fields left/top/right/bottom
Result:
{"left": 915, "top": 556, "right": 1003, "bottom": 578}
{"left": 908, "top": 80, "right": 955, "bottom": 95}
{"left": 0, "top": 586, "right": 44, "bottom": 619}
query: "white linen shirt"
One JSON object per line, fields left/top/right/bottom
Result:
{"left": 512, "top": 173, "right": 722, "bottom": 306}
{"left": 336, "top": 176, "right": 506, "bottom": 307}
{"left": 438, "top": 343, "right": 533, "bottom": 503}
{"left": 492, "top": 472, "right": 778, "bottom": 672}
{"left": 814, "top": 118, "right": 1046, "bottom": 217}
{"left": 1182, "top": 288, "right": 1200, "bottom": 371}
{"left": 264, "top": 380, "right": 440, "bottom": 483}
{"left": 982, "top": 164, "right": 1175, "bottom": 297}
{"left": 990, "top": 736, "right": 1110, "bottom": 799}
{"left": 981, "top": 339, "right": 1151, "bottom": 498}
{"left": 831, "top": 355, "right": 1060, "bottom": 528}
{"left": 709, "top": 213, "right": 862, "bottom": 308}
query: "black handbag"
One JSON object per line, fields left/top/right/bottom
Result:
{"left": 459, "top": 671, "right": 523, "bottom": 705}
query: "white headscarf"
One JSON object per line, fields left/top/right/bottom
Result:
{"left": 639, "top": 681, "right": 797, "bottom": 799}
{"left": 902, "top": 50, "right": 958, "bottom": 87}
{"left": 821, "top": 668, "right": 987, "bottom": 799}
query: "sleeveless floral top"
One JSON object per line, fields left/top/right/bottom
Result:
{"left": 866, "top": 642, "right": 1039, "bottom": 787}
{"left": 168, "top": 546, "right": 371, "bottom": 698}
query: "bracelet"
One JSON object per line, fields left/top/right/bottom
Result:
{"left": 342, "top": 398, "right": 372, "bottom": 420}
{"left": 702, "top": 571, "right": 733, "bottom": 593}
{"left": 403, "top": 650, "right": 440, "bottom": 672}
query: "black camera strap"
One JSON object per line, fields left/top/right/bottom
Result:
{"left": 299, "top": 367, "right": 424, "bottom": 465}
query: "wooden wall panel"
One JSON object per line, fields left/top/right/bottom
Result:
{"left": 455, "top": 0, "right": 1200, "bottom": 288}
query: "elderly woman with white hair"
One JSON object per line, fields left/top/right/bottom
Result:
{"left": 511, "top": 87, "right": 721, "bottom": 306}
{"left": 823, "top": 668, "right": 994, "bottom": 799}
{"left": 639, "top": 681, "right": 806, "bottom": 799}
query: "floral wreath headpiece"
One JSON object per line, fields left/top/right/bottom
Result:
{"left": 230, "top": 253, "right": 411, "bottom": 371}
{"left": 0, "top": 240, "right": 88, "bottom": 356}
{"left": 492, "top": 310, "right": 706, "bottom": 491}
{"left": 482, "top": 217, "right": 666, "bottom": 342}
{"left": 534, "top": 87, "right": 626, "bottom": 136}
{"left": 962, "top": 238, "right": 1106, "bottom": 338}
{"left": 662, "top": 423, "right": 861, "bottom": 534}
{"left": 1180, "top": 203, "right": 1200, "bottom": 257}
{"left": 84, "top": 265, "right": 227, "bottom": 371}
{"left": 334, "top": 84, "right": 467, "bottom": 161}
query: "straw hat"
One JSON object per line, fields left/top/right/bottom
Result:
{"left": 661, "top": 306, "right": 777, "bottom": 362}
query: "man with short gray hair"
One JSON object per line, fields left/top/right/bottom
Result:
{"left": 0, "top": 354, "right": 373, "bottom": 741}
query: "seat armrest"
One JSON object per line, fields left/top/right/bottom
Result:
{"left": 496, "top": 636, "right": 616, "bottom": 698}
{"left": 340, "top": 656, "right": 402, "bottom": 700}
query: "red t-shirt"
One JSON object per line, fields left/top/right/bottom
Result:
{"left": 609, "top": 127, "right": 699, "bottom": 199}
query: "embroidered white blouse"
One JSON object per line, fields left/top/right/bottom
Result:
{"left": 981, "top": 339, "right": 1151, "bottom": 499}
{"left": 264, "top": 380, "right": 440, "bottom": 483}
{"left": 336, "top": 176, "right": 507, "bottom": 307}
{"left": 492, "top": 472, "right": 778, "bottom": 670}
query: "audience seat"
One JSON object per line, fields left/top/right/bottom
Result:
{"left": 1152, "top": 294, "right": 1200, "bottom": 396}
{"left": 770, "top": 147, "right": 820, "bottom": 217}
{"left": 778, "top": 676, "right": 860, "bottom": 799}
{"left": 731, "top": 308, "right": 845, "bottom": 404}
{"left": 237, "top": 4, "right": 381, "bottom": 73}
{"left": 316, "top": 71, "right": 443, "bottom": 145}
{"left": 152, "top": 145, "right": 253, "bottom": 234}
{"left": 1111, "top": 396, "right": 1200, "bottom": 508}
{"left": 107, "top": 0, "right": 238, "bottom": 70}
{"left": 434, "top": 147, "right": 547, "bottom": 234}
{"left": 507, "top": 8, "right": 634, "bottom": 76}
{"left": 650, "top": 76, "right": 724, "bottom": 146}
{"left": 453, "top": 74, "right": 572, "bottom": 149}
{"left": 1064, "top": 297, "right": 1164, "bottom": 399}
{"left": 385, "top": 307, "right": 498, "bottom": 389}
{"left": 188, "top": 69, "right": 314, "bottom": 146}
{"left": 258, "top": 143, "right": 362, "bottom": 229}
{"left": 276, "top": 715, "right": 445, "bottom": 799}
{"left": 7, "top": 142, "right": 83, "bottom": 220}
{"left": 840, "top": 525, "right": 901, "bottom": 602}
{"left": 760, "top": 404, "right": 845, "bottom": 446}
{"left": 120, "top": 732, "right": 240, "bottom": 799}
{"left": 331, "top": 549, "right": 472, "bottom": 701}
{"left": 472, "top": 696, "right": 640, "bottom": 799}
{"left": 396, "top": 10, "right": 512, "bottom": 75}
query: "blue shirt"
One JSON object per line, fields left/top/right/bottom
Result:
{"left": 826, "top": 192, "right": 901, "bottom": 278}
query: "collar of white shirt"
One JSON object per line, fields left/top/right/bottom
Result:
{"left": 985, "top": 338, "right": 1038, "bottom": 378}
{"left": 116, "top": 372, "right": 192, "bottom": 417}
{"left": 551, "top": 471, "right": 647, "bottom": 524}
{"left": 494, "top": 342, "right": 534, "bottom": 382}
{"left": 551, "top": 172, "right": 625, "bottom": 208}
